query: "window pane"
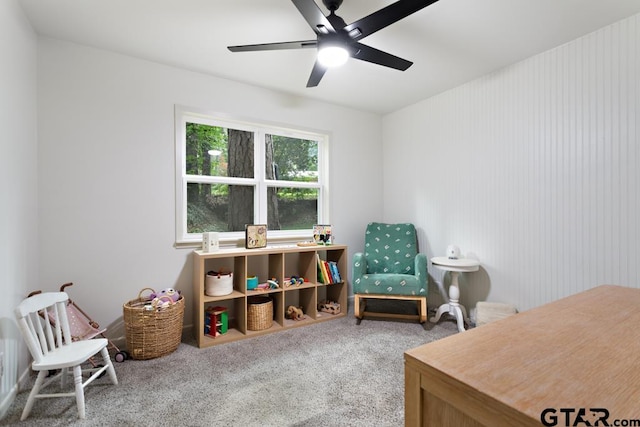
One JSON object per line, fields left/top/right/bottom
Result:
{"left": 186, "top": 123, "right": 254, "bottom": 179}
{"left": 268, "top": 187, "right": 318, "bottom": 230}
{"left": 187, "top": 183, "right": 254, "bottom": 233}
{"left": 268, "top": 135, "right": 318, "bottom": 182}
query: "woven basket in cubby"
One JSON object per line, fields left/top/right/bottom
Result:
{"left": 247, "top": 296, "right": 273, "bottom": 331}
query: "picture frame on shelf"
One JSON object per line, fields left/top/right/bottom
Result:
{"left": 245, "top": 224, "right": 267, "bottom": 249}
{"left": 313, "top": 224, "right": 332, "bottom": 245}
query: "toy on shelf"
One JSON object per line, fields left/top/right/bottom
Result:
{"left": 286, "top": 305, "right": 305, "bottom": 321}
{"left": 318, "top": 300, "right": 341, "bottom": 315}
{"left": 246, "top": 276, "right": 258, "bottom": 290}
{"left": 205, "top": 306, "right": 228, "bottom": 337}
{"left": 284, "top": 276, "right": 305, "bottom": 288}
{"left": 256, "top": 278, "right": 279, "bottom": 291}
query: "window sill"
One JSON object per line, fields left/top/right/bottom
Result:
{"left": 175, "top": 231, "right": 315, "bottom": 250}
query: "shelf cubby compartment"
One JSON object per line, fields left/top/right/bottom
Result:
{"left": 245, "top": 290, "right": 285, "bottom": 327}
{"left": 316, "top": 282, "right": 346, "bottom": 321}
{"left": 245, "top": 293, "right": 284, "bottom": 337}
{"left": 283, "top": 251, "right": 313, "bottom": 285}
{"left": 284, "top": 285, "right": 317, "bottom": 327}
{"left": 201, "top": 294, "right": 246, "bottom": 346}
{"left": 246, "top": 252, "right": 284, "bottom": 291}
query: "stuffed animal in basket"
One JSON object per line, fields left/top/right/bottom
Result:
{"left": 286, "top": 305, "right": 304, "bottom": 321}
{"left": 150, "top": 287, "right": 181, "bottom": 302}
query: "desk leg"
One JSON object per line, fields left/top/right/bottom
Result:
{"left": 404, "top": 362, "right": 422, "bottom": 427}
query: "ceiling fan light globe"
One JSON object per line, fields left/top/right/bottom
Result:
{"left": 317, "top": 46, "right": 349, "bottom": 67}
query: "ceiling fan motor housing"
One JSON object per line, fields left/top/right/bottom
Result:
{"left": 322, "top": 0, "right": 343, "bottom": 12}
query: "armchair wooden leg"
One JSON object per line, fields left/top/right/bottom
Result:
{"left": 354, "top": 294, "right": 365, "bottom": 324}
{"left": 418, "top": 298, "right": 427, "bottom": 323}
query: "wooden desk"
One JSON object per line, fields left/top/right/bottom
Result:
{"left": 405, "top": 285, "right": 640, "bottom": 427}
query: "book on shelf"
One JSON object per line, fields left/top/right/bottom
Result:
{"left": 317, "top": 254, "right": 329, "bottom": 284}
{"left": 323, "top": 260, "right": 334, "bottom": 284}
{"left": 329, "top": 261, "right": 341, "bottom": 282}
{"left": 316, "top": 254, "right": 341, "bottom": 284}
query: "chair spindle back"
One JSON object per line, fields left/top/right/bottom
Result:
{"left": 15, "top": 292, "right": 72, "bottom": 364}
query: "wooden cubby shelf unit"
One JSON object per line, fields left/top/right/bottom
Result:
{"left": 193, "top": 244, "right": 348, "bottom": 348}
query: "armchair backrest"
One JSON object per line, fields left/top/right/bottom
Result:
{"left": 364, "top": 222, "right": 418, "bottom": 275}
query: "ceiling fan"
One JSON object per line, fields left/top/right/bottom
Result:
{"left": 227, "top": 0, "right": 440, "bottom": 87}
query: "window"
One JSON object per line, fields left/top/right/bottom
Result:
{"left": 175, "top": 106, "right": 329, "bottom": 244}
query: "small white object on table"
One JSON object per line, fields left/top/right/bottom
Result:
{"left": 429, "top": 256, "right": 479, "bottom": 332}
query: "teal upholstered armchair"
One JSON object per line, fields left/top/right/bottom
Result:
{"left": 352, "top": 222, "right": 428, "bottom": 323}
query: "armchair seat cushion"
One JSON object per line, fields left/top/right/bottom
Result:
{"left": 353, "top": 273, "right": 425, "bottom": 296}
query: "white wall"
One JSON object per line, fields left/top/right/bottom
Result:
{"left": 0, "top": 0, "right": 38, "bottom": 418}
{"left": 383, "top": 13, "right": 640, "bottom": 312}
{"left": 36, "top": 38, "right": 383, "bottom": 335}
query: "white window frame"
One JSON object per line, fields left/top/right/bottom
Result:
{"left": 175, "top": 105, "right": 329, "bottom": 246}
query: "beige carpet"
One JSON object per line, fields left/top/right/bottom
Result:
{"left": 4, "top": 301, "right": 458, "bottom": 426}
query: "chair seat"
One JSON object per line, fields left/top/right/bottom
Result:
{"left": 353, "top": 273, "right": 425, "bottom": 296}
{"left": 32, "top": 338, "right": 109, "bottom": 371}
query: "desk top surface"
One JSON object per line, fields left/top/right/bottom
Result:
{"left": 405, "top": 285, "right": 640, "bottom": 420}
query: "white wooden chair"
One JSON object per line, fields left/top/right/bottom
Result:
{"left": 14, "top": 291, "right": 118, "bottom": 420}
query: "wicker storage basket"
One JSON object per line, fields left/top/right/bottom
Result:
{"left": 247, "top": 296, "right": 273, "bottom": 331}
{"left": 123, "top": 288, "right": 185, "bottom": 360}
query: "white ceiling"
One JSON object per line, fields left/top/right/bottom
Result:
{"left": 19, "top": 0, "right": 640, "bottom": 115}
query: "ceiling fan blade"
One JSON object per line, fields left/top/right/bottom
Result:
{"left": 344, "top": 0, "right": 439, "bottom": 41}
{"left": 306, "top": 61, "right": 327, "bottom": 87}
{"left": 351, "top": 42, "right": 412, "bottom": 71}
{"left": 228, "top": 40, "right": 317, "bottom": 52}
{"left": 292, "top": 0, "right": 335, "bottom": 34}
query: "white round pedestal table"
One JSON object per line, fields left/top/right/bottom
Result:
{"left": 429, "top": 256, "right": 480, "bottom": 332}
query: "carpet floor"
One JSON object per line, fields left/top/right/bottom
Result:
{"left": 3, "top": 302, "right": 459, "bottom": 426}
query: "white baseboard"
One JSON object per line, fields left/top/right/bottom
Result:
{"left": 0, "top": 387, "right": 16, "bottom": 420}
{"left": 0, "top": 367, "right": 30, "bottom": 420}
